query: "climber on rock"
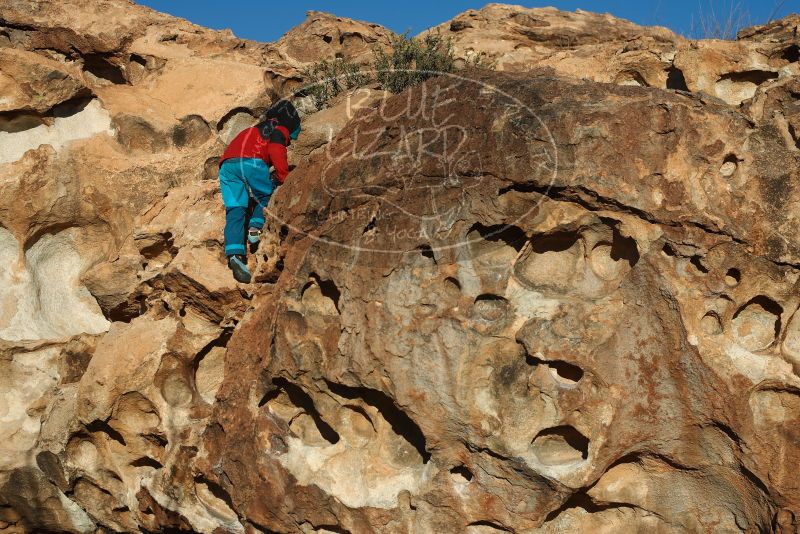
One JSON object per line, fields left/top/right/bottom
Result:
{"left": 218, "top": 100, "right": 301, "bottom": 283}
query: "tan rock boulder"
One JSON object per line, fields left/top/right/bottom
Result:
{"left": 423, "top": 4, "right": 681, "bottom": 88}
{"left": 429, "top": 5, "right": 798, "bottom": 109}
{"left": 0, "top": 48, "right": 88, "bottom": 116}
{"left": 1, "top": 0, "right": 800, "bottom": 532}
{"left": 209, "top": 68, "right": 800, "bottom": 532}
{"left": 674, "top": 40, "right": 788, "bottom": 106}
{"left": 290, "top": 86, "right": 385, "bottom": 160}
{"left": 267, "top": 11, "right": 393, "bottom": 67}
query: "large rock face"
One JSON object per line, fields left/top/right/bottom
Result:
{"left": 0, "top": 1, "right": 799, "bottom": 533}
{"left": 425, "top": 5, "right": 800, "bottom": 107}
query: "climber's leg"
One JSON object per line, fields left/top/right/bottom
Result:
{"left": 219, "top": 159, "right": 250, "bottom": 257}
{"left": 243, "top": 159, "right": 275, "bottom": 244}
{"left": 244, "top": 159, "right": 275, "bottom": 231}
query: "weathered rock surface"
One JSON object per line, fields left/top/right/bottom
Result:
{"left": 1, "top": 1, "right": 799, "bottom": 533}
{"left": 426, "top": 4, "right": 800, "bottom": 107}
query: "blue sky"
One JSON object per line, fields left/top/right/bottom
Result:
{"left": 138, "top": 1, "right": 796, "bottom": 41}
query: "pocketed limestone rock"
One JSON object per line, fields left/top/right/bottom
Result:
{"left": 2, "top": 1, "right": 800, "bottom": 532}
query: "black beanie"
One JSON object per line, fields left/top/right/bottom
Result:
{"left": 266, "top": 100, "right": 300, "bottom": 132}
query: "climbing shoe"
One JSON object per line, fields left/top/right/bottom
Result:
{"left": 247, "top": 228, "right": 262, "bottom": 245}
{"left": 227, "top": 254, "right": 251, "bottom": 284}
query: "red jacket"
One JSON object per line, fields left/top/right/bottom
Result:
{"left": 220, "top": 124, "right": 291, "bottom": 183}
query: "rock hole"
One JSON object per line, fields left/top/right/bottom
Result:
{"left": 21, "top": 221, "right": 79, "bottom": 252}
{"left": 740, "top": 464, "right": 771, "bottom": 496}
{"left": 322, "top": 35, "right": 333, "bottom": 43}
{"left": 127, "top": 54, "right": 149, "bottom": 83}
{"left": 789, "top": 122, "right": 800, "bottom": 150}
{"left": 130, "top": 457, "right": 163, "bottom": 469}
{"left": 547, "top": 360, "right": 584, "bottom": 383}
{"left": 718, "top": 70, "right": 779, "bottom": 86}
{"left": 217, "top": 106, "right": 255, "bottom": 132}
{"left": 782, "top": 44, "right": 800, "bottom": 63}
{"left": 193, "top": 329, "right": 232, "bottom": 405}
{"left": 194, "top": 476, "right": 238, "bottom": 520}
{"left": 732, "top": 295, "right": 782, "bottom": 351}
{"left": 362, "top": 216, "right": 377, "bottom": 234}
{"left": 112, "top": 393, "right": 161, "bottom": 438}
{"left": 473, "top": 294, "right": 508, "bottom": 322}
{"left": 780, "top": 308, "right": 800, "bottom": 361}
{"left": 49, "top": 96, "right": 94, "bottom": 119}
{"left": 666, "top": 65, "right": 689, "bottom": 91}
{"left": 106, "top": 295, "right": 147, "bottom": 323}
{"left": 701, "top": 311, "right": 723, "bottom": 335}
{"left": 589, "top": 228, "right": 639, "bottom": 281}
{"left": 469, "top": 223, "right": 527, "bottom": 252}
{"left": 85, "top": 419, "right": 126, "bottom": 446}
{"left": 130, "top": 53, "right": 147, "bottom": 68}
{"left": 605, "top": 222, "right": 640, "bottom": 267}
{"left": 203, "top": 156, "right": 220, "bottom": 180}
{"left": 531, "top": 425, "right": 589, "bottom": 465}
{"left": 466, "top": 521, "right": 512, "bottom": 533}
{"left": 326, "top": 380, "right": 431, "bottom": 463}
{"left": 725, "top": 268, "right": 741, "bottom": 287}
{"left": 113, "top": 114, "right": 167, "bottom": 152}
{"left": 450, "top": 465, "right": 473, "bottom": 482}
{"left": 720, "top": 154, "right": 739, "bottom": 177}
{"left": 0, "top": 96, "right": 92, "bottom": 134}
{"left": 172, "top": 114, "right": 211, "bottom": 148}
{"left": 450, "top": 20, "right": 473, "bottom": 32}
{"left": 217, "top": 107, "right": 257, "bottom": 144}
{"left": 192, "top": 328, "right": 233, "bottom": 370}
{"left": 690, "top": 255, "right": 710, "bottom": 274}
{"left": 443, "top": 277, "right": 462, "bottom": 301}
{"left": 418, "top": 244, "right": 436, "bottom": 262}
{"left": 543, "top": 491, "right": 617, "bottom": 521}
{"left": 530, "top": 230, "right": 579, "bottom": 254}
{"left": 60, "top": 336, "right": 97, "bottom": 384}
{"left": 707, "top": 421, "right": 741, "bottom": 445}
{"left": 144, "top": 432, "right": 168, "bottom": 448}
{"left": 302, "top": 273, "right": 341, "bottom": 314}
{"left": 516, "top": 230, "right": 583, "bottom": 292}
{"left": 717, "top": 71, "right": 779, "bottom": 104}
{"left": 82, "top": 53, "right": 127, "bottom": 84}
{"left": 309, "top": 525, "right": 351, "bottom": 534}
{"left": 139, "top": 232, "right": 177, "bottom": 260}
{"left": 526, "top": 353, "right": 584, "bottom": 384}
{"left": 615, "top": 70, "right": 648, "bottom": 87}
{"left": 268, "top": 378, "right": 340, "bottom": 445}
{"left": 35, "top": 451, "right": 68, "bottom": 491}
{"left": 257, "top": 388, "right": 280, "bottom": 408}
{"left": 0, "top": 110, "right": 46, "bottom": 133}
{"left": 444, "top": 276, "right": 461, "bottom": 290}
{"left": 661, "top": 243, "right": 677, "bottom": 257}
{"left": 161, "top": 374, "right": 194, "bottom": 408}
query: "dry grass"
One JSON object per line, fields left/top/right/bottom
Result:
{"left": 689, "top": 0, "right": 789, "bottom": 39}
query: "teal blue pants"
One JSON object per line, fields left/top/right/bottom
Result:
{"left": 219, "top": 158, "right": 275, "bottom": 256}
